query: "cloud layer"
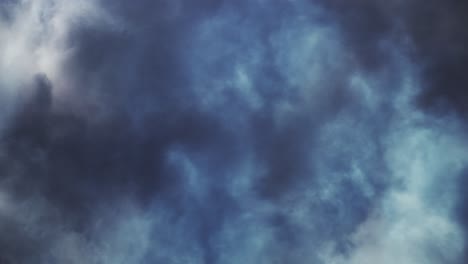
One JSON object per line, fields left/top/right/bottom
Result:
{"left": 1, "top": 0, "right": 468, "bottom": 263}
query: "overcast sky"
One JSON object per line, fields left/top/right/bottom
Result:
{"left": 1, "top": 0, "right": 468, "bottom": 263}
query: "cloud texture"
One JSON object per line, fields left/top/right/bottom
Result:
{"left": 1, "top": 0, "right": 468, "bottom": 263}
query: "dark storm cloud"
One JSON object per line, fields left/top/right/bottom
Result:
{"left": 315, "top": 3, "right": 468, "bottom": 258}
{"left": 0, "top": 1, "right": 243, "bottom": 261}
{"left": 1, "top": 0, "right": 468, "bottom": 263}
{"left": 2, "top": 72, "right": 237, "bottom": 215}
{"left": 397, "top": 1, "right": 468, "bottom": 259}
{"left": 317, "top": 0, "right": 468, "bottom": 118}
{"left": 315, "top": 0, "right": 396, "bottom": 70}
{"left": 399, "top": 0, "right": 468, "bottom": 118}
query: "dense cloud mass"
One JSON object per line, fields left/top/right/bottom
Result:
{"left": 1, "top": 0, "right": 468, "bottom": 263}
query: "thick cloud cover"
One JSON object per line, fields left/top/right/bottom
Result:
{"left": 1, "top": 0, "right": 468, "bottom": 263}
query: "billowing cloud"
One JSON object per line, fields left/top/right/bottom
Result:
{"left": 1, "top": 0, "right": 467, "bottom": 263}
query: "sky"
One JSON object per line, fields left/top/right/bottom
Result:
{"left": 1, "top": 0, "right": 468, "bottom": 263}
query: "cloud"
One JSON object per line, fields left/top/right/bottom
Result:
{"left": 321, "top": 100, "right": 468, "bottom": 264}
{"left": 1, "top": 0, "right": 468, "bottom": 263}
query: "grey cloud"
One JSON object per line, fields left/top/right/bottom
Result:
{"left": 1, "top": 0, "right": 468, "bottom": 263}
